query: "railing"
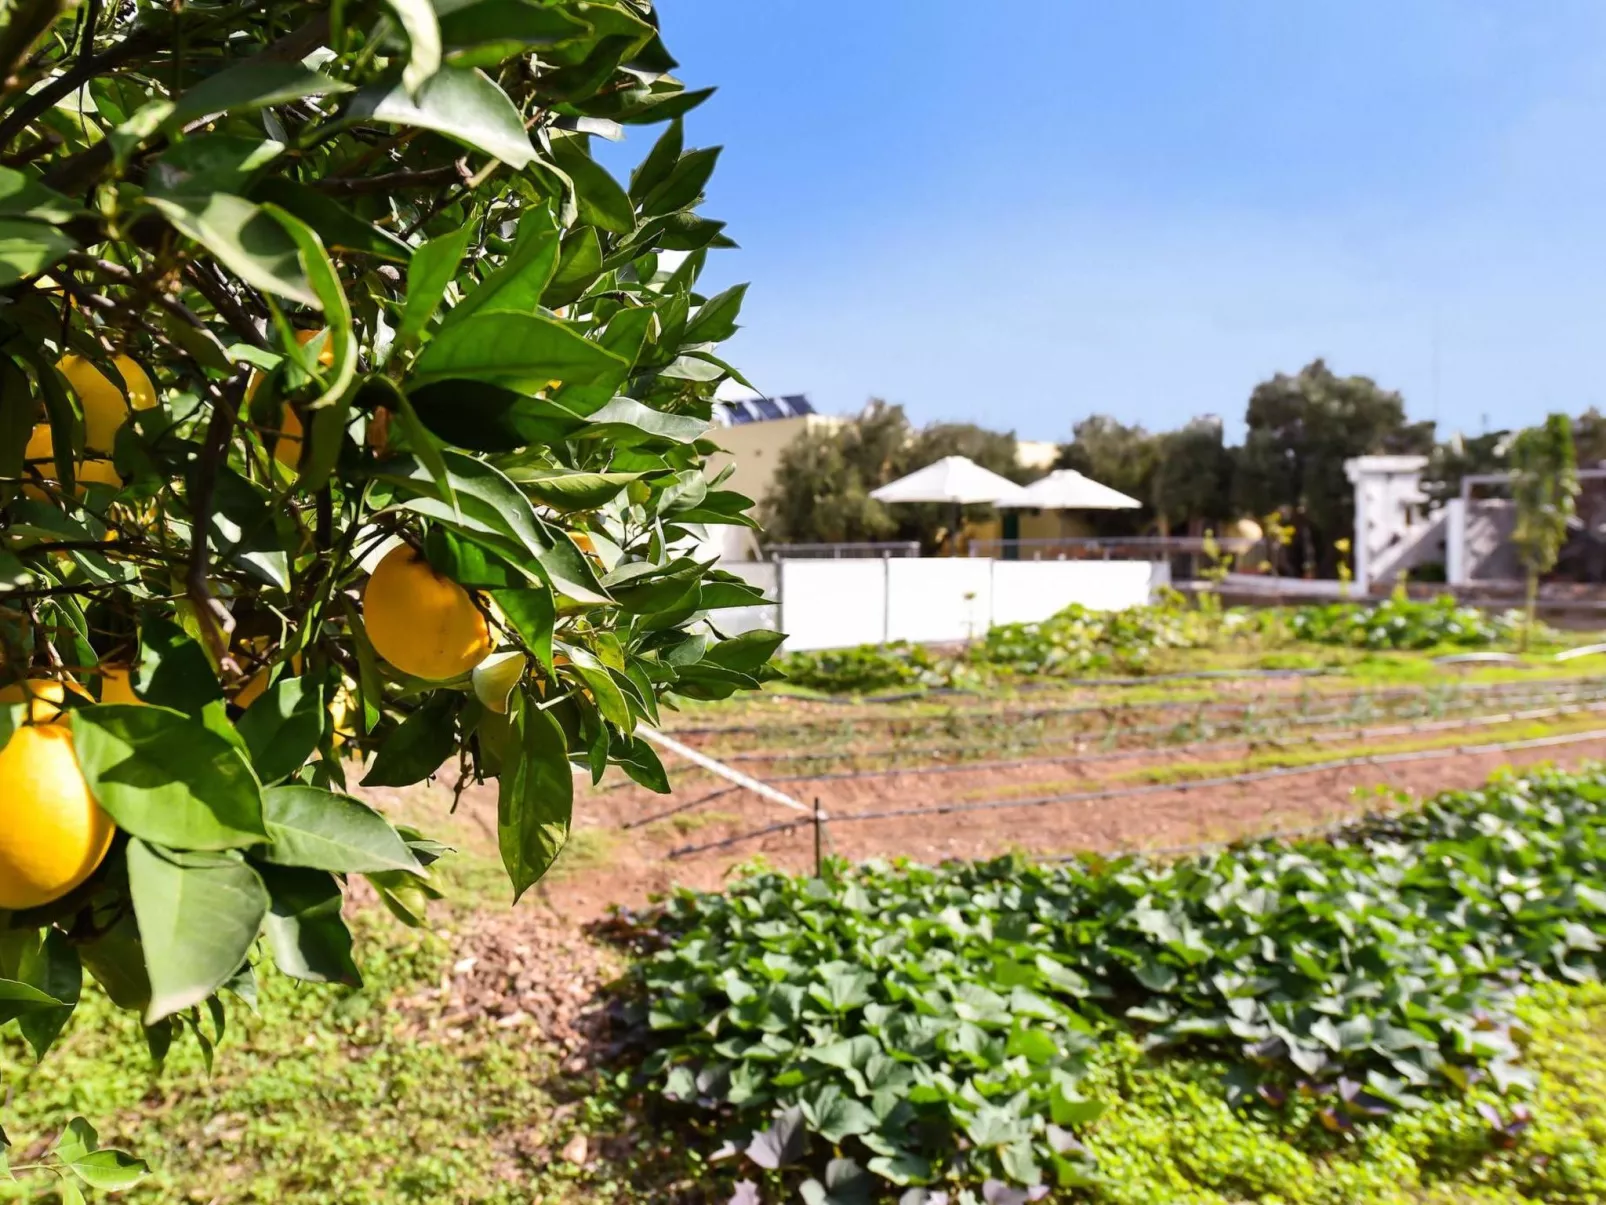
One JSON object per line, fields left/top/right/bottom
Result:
{"left": 967, "top": 536, "right": 1257, "bottom": 560}
{"left": 764, "top": 541, "right": 922, "bottom": 560}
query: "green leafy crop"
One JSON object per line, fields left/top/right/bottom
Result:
{"left": 615, "top": 768, "right": 1606, "bottom": 1199}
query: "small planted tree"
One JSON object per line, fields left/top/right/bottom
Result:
{"left": 1509, "top": 414, "right": 1578, "bottom": 646}
{"left": 0, "top": 0, "right": 773, "bottom": 1185}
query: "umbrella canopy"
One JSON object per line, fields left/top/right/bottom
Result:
{"left": 869, "top": 456, "right": 1028, "bottom": 505}
{"left": 995, "top": 468, "right": 1141, "bottom": 510}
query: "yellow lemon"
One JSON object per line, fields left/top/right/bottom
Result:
{"left": 58, "top": 354, "right": 156, "bottom": 455}
{"left": 97, "top": 665, "right": 141, "bottom": 705}
{"left": 274, "top": 404, "right": 304, "bottom": 470}
{"left": 0, "top": 677, "right": 93, "bottom": 723}
{"left": 22, "top": 425, "right": 121, "bottom": 498}
{"left": 250, "top": 331, "right": 330, "bottom": 471}
{"left": 0, "top": 723, "right": 115, "bottom": 910}
{"left": 363, "top": 545, "right": 492, "bottom": 681}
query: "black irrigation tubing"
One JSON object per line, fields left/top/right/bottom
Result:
{"left": 663, "top": 727, "right": 1606, "bottom": 860}
{"left": 742, "top": 699, "right": 1606, "bottom": 788}
{"left": 710, "top": 685, "right": 1606, "bottom": 769}
{"left": 664, "top": 681, "right": 1606, "bottom": 769}
{"left": 662, "top": 676, "right": 1598, "bottom": 742}
{"left": 763, "top": 665, "right": 1339, "bottom": 706}
{"left": 622, "top": 694, "right": 1606, "bottom": 830}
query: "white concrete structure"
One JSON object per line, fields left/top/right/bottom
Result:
{"left": 1345, "top": 455, "right": 1431, "bottom": 593}
{"left": 712, "top": 558, "right": 1169, "bottom": 651}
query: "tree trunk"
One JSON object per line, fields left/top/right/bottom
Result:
{"left": 1523, "top": 569, "right": 1538, "bottom": 651}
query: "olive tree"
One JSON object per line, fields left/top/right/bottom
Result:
{"left": 0, "top": 0, "right": 772, "bottom": 1187}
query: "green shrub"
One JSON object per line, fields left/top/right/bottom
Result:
{"left": 615, "top": 768, "right": 1606, "bottom": 1199}
{"left": 1289, "top": 594, "right": 1530, "bottom": 650}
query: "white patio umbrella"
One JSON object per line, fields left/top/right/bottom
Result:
{"left": 869, "top": 456, "right": 1029, "bottom": 505}
{"left": 870, "top": 456, "right": 1027, "bottom": 555}
{"left": 995, "top": 468, "right": 1140, "bottom": 511}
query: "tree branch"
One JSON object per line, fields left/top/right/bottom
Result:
{"left": 183, "top": 263, "right": 268, "bottom": 349}
{"left": 187, "top": 376, "right": 249, "bottom": 667}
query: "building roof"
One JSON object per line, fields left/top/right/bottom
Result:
{"left": 715, "top": 394, "right": 816, "bottom": 426}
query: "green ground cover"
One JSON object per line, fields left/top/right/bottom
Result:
{"left": 4, "top": 769, "right": 1606, "bottom": 1204}
{"left": 773, "top": 594, "right": 1577, "bottom": 695}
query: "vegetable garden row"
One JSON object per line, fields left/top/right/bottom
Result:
{"left": 609, "top": 765, "right": 1606, "bottom": 1203}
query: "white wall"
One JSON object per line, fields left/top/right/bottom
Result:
{"left": 989, "top": 560, "right": 1156, "bottom": 625}
{"left": 762, "top": 558, "right": 1163, "bottom": 650}
{"left": 708, "top": 561, "right": 779, "bottom": 635}
{"left": 777, "top": 559, "right": 889, "bottom": 650}
{"left": 885, "top": 559, "right": 993, "bottom": 643}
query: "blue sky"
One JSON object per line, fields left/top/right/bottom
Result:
{"left": 613, "top": 1, "right": 1606, "bottom": 441}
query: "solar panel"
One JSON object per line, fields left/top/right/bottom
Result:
{"left": 752, "top": 398, "right": 784, "bottom": 421}
{"left": 782, "top": 394, "right": 815, "bottom": 416}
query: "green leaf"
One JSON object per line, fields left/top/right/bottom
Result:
{"left": 576, "top": 396, "right": 709, "bottom": 444}
{"left": 147, "top": 193, "right": 318, "bottom": 307}
{"left": 541, "top": 226, "right": 603, "bottom": 307}
{"left": 236, "top": 676, "right": 325, "bottom": 784}
{"left": 0, "top": 165, "right": 79, "bottom": 222}
{"left": 703, "top": 630, "right": 786, "bottom": 674}
{"left": 263, "top": 203, "right": 357, "bottom": 425}
{"left": 144, "top": 191, "right": 316, "bottom": 306}
{"left": 550, "top": 135, "right": 635, "bottom": 234}
{"left": 250, "top": 178, "right": 411, "bottom": 263}
{"left": 613, "top": 735, "right": 669, "bottom": 793}
{"left": 436, "top": 0, "right": 590, "bottom": 67}
{"left": 129, "top": 617, "right": 223, "bottom": 716}
{"left": 259, "top": 865, "right": 360, "bottom": 986}
{"left": 15, "top": 928, "right": 80, "bottom": 1060}
{"left": 72, "top": 705, "right": 267, "bottom": 850}
{"left": 168, "top": 62, "right": 352, "bottom": 126}
{"left": 260, "top": 785, "right": 422, "bottom": 874}
{"left": 507, "top": 469, "right": 640, "bottom": 511}
{"left": 495, "top": 586, "right": 555, "bottom": 673}
{"left": 151, "top": 135, "right": 285, "bottom": 194}
{"left": 77, "top": 912, "right": 151, "bottom": 1013}
{"left": 629, "top": 117, "right": 683, "bottom": 203}
{"left": 641, "top": 146, "right": 720, "bottom": 215}
{"left": 445, "top": 203, "right": 559, "bottom": 327}
{"left": 345, "top": 67, "right": 535, "bottom": 167}
{"left": 63, "top": 1145, "right": 149, "bottom": 1192}
{"left": 372, "top": 450, "right": 611, "bottom": 602}
{"left": 0, "top": 977, "right": 66, "bottom": 1025}
{"left": 497, "top": 695, "right": 573, "bottom": 901}
{"left": 385, "top": 0, "right": 443, "bottom": 96}
{"left": 560, "top": 643, "right": 631, "bottom": 729}
{"left": 412, "top": 310, "right": 628, "bottom": 392}
{"left": 0, "top": 217, "right": 75, "bottom": 287}
{"left": 362, "top": 693, "right": 458, "bottom": 787}
{"left": 126, "top": 841, "right": 268, "bottom": 1023}
{"left": 400, "top": 220, "right": 476, "bottom": 342}
{"left": 686, "top": 283, "right": 747, "bottom": 343}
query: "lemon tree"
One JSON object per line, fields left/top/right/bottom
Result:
{"left": 0, "top": 0, "right": 773, "bottom": 1187}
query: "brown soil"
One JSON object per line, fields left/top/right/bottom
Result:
{"left": 359, "top": 711, "right": 1606, "bottom": 922}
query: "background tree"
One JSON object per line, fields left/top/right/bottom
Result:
{"left": 1152, "top": 418, "right": 1234, "bottom": 535}
{"left": 761, "top": 402, "right": 1027, "bottom": 552}
{"left": 1056, "top": 415, "right": 1161, "bottom": 537}
{"left": 1419, "top": 430, "right": 1510, "bottom": 508}
{"left": 0, "top": 0, "right": 771, "bottom": 1184}
{"left": 1509, "top": 414, "right": 1579, "bottom": 643}
{"left": 1234, "top": 360, "right": 1433, "bottom": 576}
{"left": 1571, "top": 407, "right": 1606, "bottom": 469}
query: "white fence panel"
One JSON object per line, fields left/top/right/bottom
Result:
{"left": 988, "top": 560, "right": 1155, "bottom": 625}
{"left": 710, "top": 562, "right": 778, "bottom": 635}
{"left": 778, "top": 559, "right": 888, "bottom": 649}
{"left": 885, "top": 558, "right": 993, "bottom": 644}
{"left": 766, "top": 558, "right": 1167, "bottom": 650}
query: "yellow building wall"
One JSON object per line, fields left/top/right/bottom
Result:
{"left": 704, "top": 414, "right": 845, "bottom": 507}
